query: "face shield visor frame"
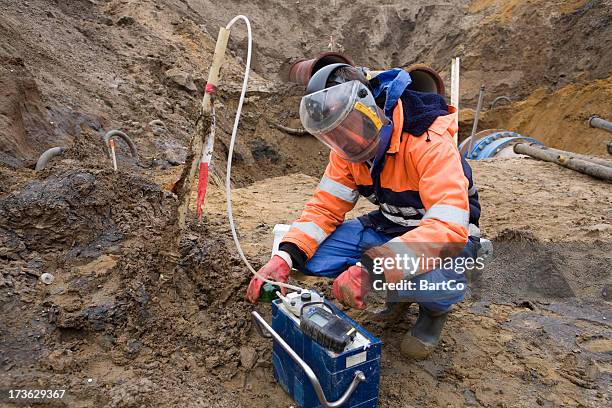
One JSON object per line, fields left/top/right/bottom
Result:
{"left": 299, "top": 80, "right": 388, "bottom": 162}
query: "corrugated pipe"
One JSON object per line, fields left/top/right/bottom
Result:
{"left": 589, "top": 116, "right": 612, "bottom": 134}
{"left": 35, "top": 147, "right": 65, "bottom": 171}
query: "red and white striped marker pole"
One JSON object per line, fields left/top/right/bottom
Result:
{"left": 196, "top": 104, "right": 216, "bottom": 221}
{"left": 176, "top": 26, "right": 230, "bottom": 231}
{"left": 109, "top": 139, "right": 118, "bottom": 171}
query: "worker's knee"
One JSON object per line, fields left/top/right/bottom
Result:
{"left": 303, "top": 220, "right": 392, "bottom": 278}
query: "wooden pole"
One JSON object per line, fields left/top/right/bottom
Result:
{"left": 174, "top": 27, "right": 230, "bottom": 233}
{"left": 514, "top": 143, "right": 612, "bottom": 182}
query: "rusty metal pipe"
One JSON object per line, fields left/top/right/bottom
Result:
{"left": 287, "top": 52, "right": 354, "bottom": 85}
{"left": 467, "top": 85, "right": 486, "bottom": 155}
{"left": 287, "top": 53, "right": 445, "bottom": 96}
{"left": 404, "top": 64, "right": 445, "bottom": 95}
{"left": 361, "top": 65, "right": 446, "bottom": 96}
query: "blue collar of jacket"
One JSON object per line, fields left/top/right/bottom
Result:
{"left": 369, "top": 68, "right": 412, "bottom": 118}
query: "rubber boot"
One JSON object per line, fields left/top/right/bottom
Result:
{"left": 400, "top": 306, "right": 449, "bottom": 359}
{"left": 367, "top": 302, "right": 411, "bottom": 325}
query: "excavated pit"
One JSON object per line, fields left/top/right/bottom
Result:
{"left": 2, "top": 164, "right": 610, "bottom": 407}
{"left": 0, "top": 0, "right": 611, "bottom": 407}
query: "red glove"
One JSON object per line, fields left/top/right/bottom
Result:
{"left": 246, "top": 255, "right": 291, "bottom": 304}
{"left": 332, "top": 265, "right": 370, "bottom": 310}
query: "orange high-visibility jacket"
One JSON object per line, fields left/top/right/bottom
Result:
{"left": 282, "top": 99, "right": 480, "bottom": 261}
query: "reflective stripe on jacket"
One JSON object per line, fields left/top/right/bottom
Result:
{"left": 282, "top": 99, "right": 481, "bottom": 259}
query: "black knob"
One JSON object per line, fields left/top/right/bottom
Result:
{"left": 301, "top": 292, "right": 312, "bottom": 302}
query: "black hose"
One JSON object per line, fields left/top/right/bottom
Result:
{"left": 35, "top": 147, "right": 65, "bottom": 171}
{"left": 489, "top": 96, "right": 511, "bottom": 110}
{"left": 148, "top": 119, "right": 166, "bottom": 129}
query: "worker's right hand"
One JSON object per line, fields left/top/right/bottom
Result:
{"left": 246, "top": 255, "right": 291, "bottom": 304}
{"left": 332, "top": 265, "right": 370, "bottom": 310}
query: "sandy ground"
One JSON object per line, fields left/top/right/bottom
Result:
{"left": 198, "top": 157, "right": 612, "bottom": 407}
{"left": 1, "top": 144, "right": 610, "bottom": 408}
{"left": 203, "top": 158, "right": 612, "bottom": 256}
{"left": 0, "top": 0, "right": 611, "bottom": 407}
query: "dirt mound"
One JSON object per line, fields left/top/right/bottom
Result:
{"left": 0, "top": 168, "right": 269, "bottom": 406}
{"left": 0, "top": 169, "right": 173, "bottom": 262}
{"left": 2, "top": 0, "right": 610, "bottom": 178}
{"left": 471, "top": 231, "right": 611, "bottom": 303}
{"left": 458, "top": 0, "right": 612, "bottom": 103}
{"left": 461, "top": 75, "right": 612, "bottom": 155}
{"left": 191, "top": 0, "right": 612, "bottom": 104}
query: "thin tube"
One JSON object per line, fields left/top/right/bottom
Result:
{"left": 467, "top": 85, "right": 485, "bottom": 158}
{"left": 35, "top": 147, "right": 65, "bottom": 172}
{"left": 224, "top": 15, "right": 302, "bottom": 292}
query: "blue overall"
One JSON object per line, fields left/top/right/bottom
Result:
{"left": 304, "top": 220, "right": 478, "bottom": 311}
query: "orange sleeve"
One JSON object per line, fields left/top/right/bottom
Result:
{"left": 281, "top": 152, "right": 359, "bottom": 258}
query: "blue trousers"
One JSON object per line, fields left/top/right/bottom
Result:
{"left": 303, "top": 219, "right": 478, "bottom": 311}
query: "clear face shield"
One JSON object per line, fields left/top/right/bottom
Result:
{"left": 299, "top": 80, "right": 388, "bottom": 162}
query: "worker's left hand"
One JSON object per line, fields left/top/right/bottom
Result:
{"left": 332, "top": 264, "right": 370, "bottom": 309}
{"left": 361, "top": 245, "right": 406, "bottom": 283}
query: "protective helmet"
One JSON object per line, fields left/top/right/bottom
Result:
{"left": 299, "top": 64, "right": 387, "bottom": 162}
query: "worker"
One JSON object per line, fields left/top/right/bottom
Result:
{"left": 247, "top": 64, "right": 481, "bottom": 359}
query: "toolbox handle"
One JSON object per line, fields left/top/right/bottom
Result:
{"left": 299, "top": 300, "right": 334, "bottom": 318}
{"left": 251, "top": 311, "right": 366, "bottom": 408}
